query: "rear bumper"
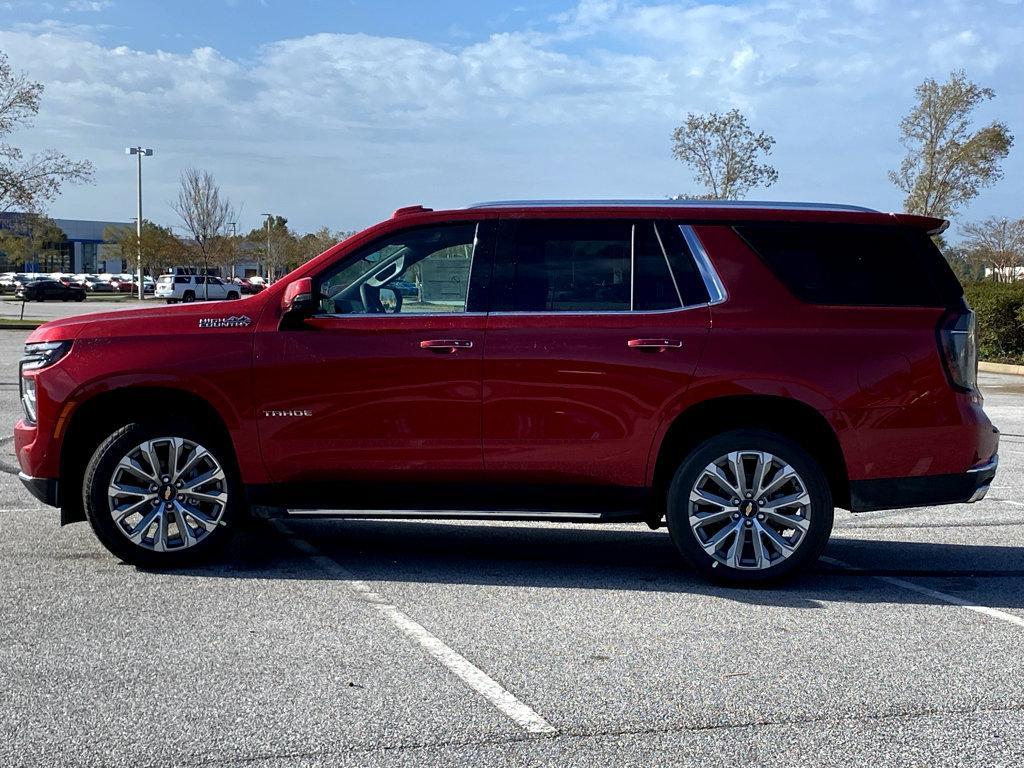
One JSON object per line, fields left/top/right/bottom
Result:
{"left": 849, "top": 455, "right": 998, "bottom": 512}
{"left": 19, "top": 472, "right": 60, "bottom": 507}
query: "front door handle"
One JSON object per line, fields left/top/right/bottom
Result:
{"left": 420, "top": 339, "right": 474, "bottom": 354}
{"left": 627, "top": 338, "right": 683, "bottom": 351}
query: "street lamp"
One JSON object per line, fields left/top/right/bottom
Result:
{"left": 261, "top": 213, "right": 272, "bottom": 282}
{"left": 125, "top": 146, "right": 153, "bottom": 300}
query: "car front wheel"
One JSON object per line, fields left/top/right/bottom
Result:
{"left": 82, "top": 423, "right": 240, "bottom": 567}
{"left": 666, "top": 429, "right": 833, "bottom": 584}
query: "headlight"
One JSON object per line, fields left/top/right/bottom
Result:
{"left": 20, "top": 375, "right": 37, "bottom": 423}
{"left": 21, "top": 341, "right": 73, "bottom": 372}
{"left": 19, "top": 341, "right": 72, "bottom": 424}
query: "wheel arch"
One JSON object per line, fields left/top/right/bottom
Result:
{"left": 650, "top": 394, "right": 850, "bottom": 512}
{"left": 57, "top": 386, "right": 237, "bottom": 525}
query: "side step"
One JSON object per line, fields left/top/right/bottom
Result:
{"left": 285, "top": 509, "right": 616, "bottom": 523}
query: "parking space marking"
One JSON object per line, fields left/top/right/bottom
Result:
{"left": 276, "top": 523, "right": 558, "bottom": 736}
{"left": 821, "top": 556, "right": 1024, "bottom": 628}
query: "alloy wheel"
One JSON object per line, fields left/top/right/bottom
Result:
{"left": 107, "top": 437, "right": 228, "bottom": 552}
{"left": 688, "top": 450, "right": 811, "bottom": 570}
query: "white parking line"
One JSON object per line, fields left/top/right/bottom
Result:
{"left": 277, "top": 523, "right": 558, "bottom": 736}
{"left": 821, "top": 556, "right": 1024, "bottom": 629}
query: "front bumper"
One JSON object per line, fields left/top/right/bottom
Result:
{"left": 849, "top": 455, "right": 998, "bottom": 512}
{"left": 19, "top": 472, "right": 60, "bottom": 507}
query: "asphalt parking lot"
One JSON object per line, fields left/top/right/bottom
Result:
{"left": 1, "top": 320, "right": 1023, "bottom": 767}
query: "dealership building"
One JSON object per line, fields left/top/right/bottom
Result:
{"left": 0, "top": 213, "right": 131, "bottom": 274}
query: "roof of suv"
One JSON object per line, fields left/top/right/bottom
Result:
{"left": 390, "top": 200, "right": 947, "bottom": 233}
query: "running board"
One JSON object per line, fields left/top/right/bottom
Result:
{"left": 285, "top": 509, "right": 613, "bottom": 522}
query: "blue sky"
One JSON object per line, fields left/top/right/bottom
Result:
{"left": 1, "top": 0, "right": 1022, "bottom": 238}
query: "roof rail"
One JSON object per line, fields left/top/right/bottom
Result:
{"left": 466, "top": 199, "right": 879, "bottom": 213}
{"left": 392, "top": 204, "right": 433, "bottom": 218}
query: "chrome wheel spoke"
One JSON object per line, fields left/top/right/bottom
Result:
{"left": 139, "top": 440, "right": 164, "bottom": 480}
{"left": 760, "top": 465, "right": 798, "bottom": 498}
{"left": 689, "top": 486, "right": 733, "bottom": 508}
{"left": 725, "top": 524, "right": 746, "bottom": 568}
{"left": 113, "top": 496, "right": 156, "bottom": 523}
{"left": 689, "top": 508, "right": 733, "bottom": 528}
{"left": 764, "top": 491, "right": 810, "bottom": 512}
{"left": 129, "top": 507, "right": 161, "bottom": 545}
{"left": 168, "top": 437, "right": 187, "bottom": 480}
{"left": 703, "top": 519, "right": 741, "bottom": 553}
{"left": 726, "top": 452, "right": 747, "bottom": 497}
{"left": 703, "top": 465, "right": 739, "bottom": 498}
{"left": 116, "top": 456, "right": 158, "bottom": 485}
{"left": 757, "top": 521, "right": 796, "bottom": 557}
{"left": 766, "top": 509, "right": 809, "bottom": 532}
{"left": 171, "top": 505, "right": 197, "bottom": 549}
{"left": 177, "top": 502, "right": 218, "bottom": 533}
{"left": 187, "top": 489, "right": 228, "bottom": 505}
{"left": 181, "top": 466, "right": 224, "bottom": 492}
{"left": 751, "top": 524, "right": 771, "bottom": 567}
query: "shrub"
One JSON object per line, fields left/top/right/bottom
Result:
{"left": 964, "top": 282, "right": 1024, "bottom": 363}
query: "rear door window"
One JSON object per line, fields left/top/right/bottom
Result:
{"left": 735, "top": 223, "right": 962, "bottom": 307}
{"left": 492, "top": 219, "right": 709, "bottom": 313}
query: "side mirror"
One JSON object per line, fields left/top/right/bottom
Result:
{"left": 281, "top": 277, "right": 315, "bottom": 316}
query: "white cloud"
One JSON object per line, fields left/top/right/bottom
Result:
{"left": 64, "top": 0, "right": 112, "bottom": 11}
{"left": 1, "top": 0, "right": 1022, "bottom": 234}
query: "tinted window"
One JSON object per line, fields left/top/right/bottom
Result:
{"left": 503, "top": 220, "right": 631, "bottom": 312}
{"left": 735, "top": 224, "right": 963, "bottom": 307}
{"left": 174, "top": 277, "right": 188, "bottom": 285}
{"left": 633, "top": 222, "right": 679, "bottom": 311}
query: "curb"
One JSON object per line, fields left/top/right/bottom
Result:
{"left": 979, "top": 361, "right": 1024, "bottom": 376}
{"left": 0, "top": 322, "right": 43, "bottom": 330}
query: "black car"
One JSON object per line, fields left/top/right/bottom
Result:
{"left": 16, "top": 279, "right": 87, "bottom": 302}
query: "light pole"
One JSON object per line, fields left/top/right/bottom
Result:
{"left": 125, "top": 146, "right": 153, "bottom": 300}
{"left": 261, "top": 213, "right": 272, "bottom": 282}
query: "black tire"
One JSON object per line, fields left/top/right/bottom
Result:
{"left": 182, "top": 291, "right": 195, "bottom": 303}
{"left": 166, "top": 299, "right": 177, "bottom": 304}
{"left": 82, "top": 421, "right": 241, "bottom": 568}
{"left": 227, "top": 291, "right": 239, "bottom": 300}
{"left": 666, "top": 429, "right": 833, "bottom": 584}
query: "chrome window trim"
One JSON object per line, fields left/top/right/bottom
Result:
{"left": 468, "top": 199, "right": 878, "bottom": 213}
{"left": 629, "top": 223, "right": 636, "bottom": 311}
{"left": 679, "top": 224, "right": 727, "bottom": 306}
{"left": 487, "top": 304, "right": 708, "bottom": 318}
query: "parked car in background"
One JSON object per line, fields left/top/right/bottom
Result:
{"left": 132, "top": 276, "right": 156, "bottom": 294}
{"left": 15, "top": 278, "right": 86, "bottom": 302}
{"left": 155, "top": 274, "right": 240, "bottom": 303}
{"left": 83, "top": 276, "right": 115, "bottom": 293}
{"left": 232, "top": 277, "right": 265, "bottom": 295}
{"left": 110, "top": 274, "right": 136, "bottom": 293}
{"left": 0, "top": 273, "right": 17, "bottom": 292}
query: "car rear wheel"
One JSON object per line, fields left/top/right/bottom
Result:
{"left": 82, "top": 422, "right": 240, "bottom": 567}
{"left": 182, "top": 291, "right": 195, "bottom": 303}
{"left": 227, "top": 291, "right": 239, "bottom": 300}
{"left": 666, "top": 429, "right": 833, "bottom": 584}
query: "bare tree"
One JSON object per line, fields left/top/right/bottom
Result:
{"left": 172, "top": 168, "right": 236, "bottom": 298}
{"left": 890, "top": 70, "right": 1013, "bottom": 218}
{"left": 671, "top": 109, "right": 778, "bottom": 199}
{"left": 960, "top": 216, "right": 1024, "bottom": 283}
{"left": 0, "top": 51, "right": 93, "bottom": 214}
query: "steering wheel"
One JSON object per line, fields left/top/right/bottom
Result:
{"left": 359, "top": 283, "right": 403, "bottom": 313}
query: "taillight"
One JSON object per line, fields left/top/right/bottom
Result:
{"left": 939, "top": 305, "right": 978, "bottom": 392}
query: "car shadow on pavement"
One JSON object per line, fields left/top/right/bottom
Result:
{"left": 162, "top": 517, "right": 1024, "bottom": 610}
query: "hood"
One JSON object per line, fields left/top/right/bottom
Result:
{"left": 26, "top": 294, "right": 267, "bottom": 344}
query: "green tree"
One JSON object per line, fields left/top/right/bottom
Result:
{"left": 890, "top": 70, "right": 1013, "bottom": 218}
{"left": 103, "top": 220, "right": 181, "bottom": 277}
{"left": 0, "top": 51, "right": 93, "bottom": 214}
{"left": 671, "top": 109, "right": 778, "bottom": 199}
{"left": 0, "top": 215, "right": 66, "bottom": 269}
{"left": 246, "top": 215, "right": 297, "bottom": 279}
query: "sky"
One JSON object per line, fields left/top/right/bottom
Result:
{"left": 1, "top": 0, "right": 1022, "bottom": 238}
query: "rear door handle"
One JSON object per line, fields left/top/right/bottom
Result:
{"left": 420, "top": 339, "right": 474, "bottom": 354}
{"left": 627, "top": 338, "right": 683, "bottom": 351}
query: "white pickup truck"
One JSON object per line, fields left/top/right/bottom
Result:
{"left": 155, "top": 275, "right": 241, "bottom": 303}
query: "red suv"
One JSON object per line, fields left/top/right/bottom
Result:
{"left": 15, "top": 201, "right": 998, "bottom": 582}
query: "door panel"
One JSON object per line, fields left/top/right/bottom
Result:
{"left": 482, "top": 309, "right": 709, "bottom": 486}
{"left": 482, "top": 218, "right": 711, "bottom": 488}
{"left": 253, "top": 219, "right": 494, "bottom": 487}
{"left": 254, "top": 314, "right": 485, "bottom": 484}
